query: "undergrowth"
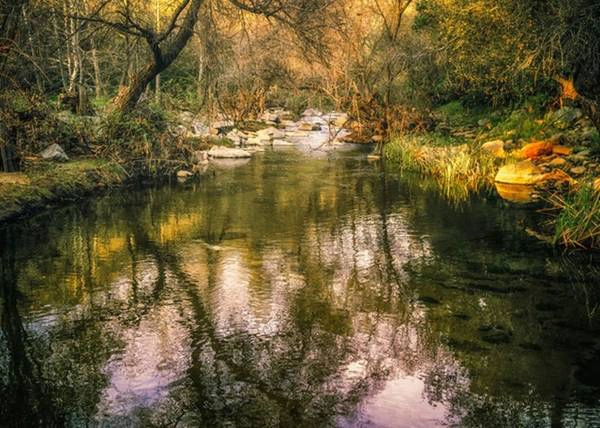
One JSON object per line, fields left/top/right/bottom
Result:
{"left": 551, "top": 185, "right": 600, "bottom": 249}
{"left": 384, "top": 133, "right": 500, "bottom": 202}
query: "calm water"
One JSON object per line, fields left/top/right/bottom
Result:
{"left": 2, "top": 149, "right": 600, "bottom": 427}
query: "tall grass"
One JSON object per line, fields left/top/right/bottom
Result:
{"left": 384, "top": 134, "right": 499, "bottom": 202}
{"left": 551, "top": 186, "right": 600, "bottom": 249}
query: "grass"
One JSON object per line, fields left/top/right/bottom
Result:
{"left": 551, "top": 185, "right": 600, "bottom": 249}
{"left": 384, "top": 133, "right": 500, "bottom": 202}
{"left": 0, "top": 159, "right": 125, "bottom": 223}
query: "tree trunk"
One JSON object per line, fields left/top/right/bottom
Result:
{"left": 112, "top": 63, "right": 160, "bottom": 111}
{"left": 110, "top": 0, "right": 204, "bottom": 112}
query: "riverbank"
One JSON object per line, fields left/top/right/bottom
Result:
{"left": 384, "top": 102, "right": 600, "bottom": 249}
{"left": 0, "top": 159, "right": 127, "bottom": 223}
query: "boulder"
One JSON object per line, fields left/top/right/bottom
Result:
{"left": 208, "top": 146, "right": 251, "bottom": 159}
{"left": 177, "top": 170, "right": 193, "bottom": 179}
{"left": 518, "top": 141, "right": 554, "bottom": 159}
{"left": 246, "top": 137, "right": 263, "bottom": 146}
{"left": 495, "top": 160, "right": 545, "bottom": 185}
{"left": 40, "top": 144, "right": 69, "bottom": 161}
{"left": 481, "top": 140, "right": 505, "bottom": 158}
{"left": 226, "top": 129, "right": 242, "bottom": 146}
{"left": 552, "top": 145, "right": 572, "bottom": 156}
{"left": 549, "top": 157, "right": 567, "bottom": 167}
{"left": 302, "top": 108, "right": 322, "bottom": 117}
{"left": 495, "top": 182, "right": 536, "bottom": 203}
{"left": 257, "top": 127, "right": 285, "bottom": 140}
{"left": 298, "top": 122, "right": 321, "bottom": 132}
{"left": 193, "top": 150, "right": 209, "bottom": 164}
{"left": 272, "top": 139, "right": 294, "bottom": 146}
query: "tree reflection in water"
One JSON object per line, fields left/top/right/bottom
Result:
{"left": 1, "top": 151, "right": 600, "bottom": 427}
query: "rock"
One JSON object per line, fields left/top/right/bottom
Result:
{"left": 552, "top": 145, "right": 572, "bottom": 156}
{"left": 495, "top": 182, "right": 536, "bottom": 203}
{"left": 549, "top": 157, "right": 568, "bottom": 167}
{"left": 481, "top": 140, "right": 505, "bottom": 158}
{"left": 570, "top": 166, "right": 587, "bottom": 176}
{"left": 298, "top": 122, "right": 321, "bottom": 132}
{"left": 178, "top": 111, "right": 195, "bottom": 124}
{"left": 208, "top": 146, "right": 252, "bottom": 158}
{"left": 371, "top": 135, "right": 385, "bottom": 143}
{"left": 40, "top": 144, "right": 69, "bottom": 161}
{"left": 546, "top": 106, "right": 583, "bottom": 130}
{"left": 193, "top": 150, "right": 209, "bottom": 164}
{"left": 478, "top": 118, "right": 491, "bottom": 127}
{"left": 176, "top": 170, "right": 193, "bottom": 179}
{"left": 226, "top": 129, "right": 242, "bottom": 146}
{"left": 302, "top": 108, "right": 323, "bottom": 117}
{"left": 257, "top": 127, "right": 285, "bottom": 140}
{"left": 246, "top": 137, "right": 263, "bottom": 146}
{"left": 495, "top": 160, "right": 545, "bottom": 185}
{"left": 272, "top": 139, "right": 294, "bottom": 146}
{"left": 580, "top": 127, "right": 599, "bottom": 142}
{"left": 191, "top": 121, "right": 210, "bottom": 137}
{"left": 518, "top": 141, "right": 554, "bottom": 159}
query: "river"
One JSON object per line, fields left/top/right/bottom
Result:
{"left": 1, "top": 148, "right": 600, "bottom": 427}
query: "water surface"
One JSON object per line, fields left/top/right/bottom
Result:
{"left": 2, "top": 149, "right": 600, "bottom": 427}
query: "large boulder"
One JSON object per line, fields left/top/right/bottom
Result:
{"left": 40, "top": 144, "right": 69, "bottom": 162}
{"left": 495, "top": 160, "right": 545, "bottom": 185}
{"left": 208, "top": 146, "right": 251, "bottom": 159}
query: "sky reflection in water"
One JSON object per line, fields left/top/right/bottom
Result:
{"left": 1, "top": 149, "right": 600, "bottom": 427}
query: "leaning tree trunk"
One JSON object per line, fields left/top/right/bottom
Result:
{"left": 110, "top": 0, "right": 204, "bottom": 112}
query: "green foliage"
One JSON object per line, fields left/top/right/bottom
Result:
{"left": 552, "top": 186, "right": 600, "bottom": 249}
{"left": 487, "top": 109, "right": 545, "bottom": 141}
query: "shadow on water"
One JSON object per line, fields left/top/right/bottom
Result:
{"left": 1, "top": 150, "right": 600, "bottom": 427}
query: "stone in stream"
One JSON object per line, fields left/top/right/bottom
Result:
{"left": 208, "top": 146, "right": 251, "bottom": 158}
{"left": 40, "top": 144, "right": 69, "bottom": 161}
{"left": 176, "top": 170, "right": 193, "bottom": 181}
{"left": 495, "top": 160, "right": 545, "bottom": 185}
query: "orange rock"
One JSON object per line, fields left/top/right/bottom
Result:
{"left": 541, "top": 169, "right": 576, "bottom": 186}
{"left": 518, "top": 140, "right": 554, "bottom": 159}
{"left": 552, "top": 145, "right": 572, "bottom": 156}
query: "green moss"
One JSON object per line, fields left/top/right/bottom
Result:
{"left": 0, "top": 159, "right": 125, "bottom": 223}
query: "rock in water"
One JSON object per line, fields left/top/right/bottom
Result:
{"left": 208, "top": 146, "right": 252, "bottom": 159}
{"left": 40, "top": 144, "right": 69, "bottom": 161}
{"left": 495, "top": 160, "right": 545, "bottom": 185}
{"left": 177, "top": 170, "right": 193, "bottom": 179}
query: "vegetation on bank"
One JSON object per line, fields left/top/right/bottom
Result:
{"left": 0, "top": 159, "right": 125, "bottom": 223}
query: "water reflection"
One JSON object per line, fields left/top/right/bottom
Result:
{"left": 1, "top": 150, "right": 600, "bottom": 427}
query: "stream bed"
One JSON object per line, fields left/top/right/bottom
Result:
{"left": 1, "top": 148, "right": 600, "bottom": 427}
